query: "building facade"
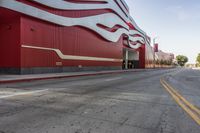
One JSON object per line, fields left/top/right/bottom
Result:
{"left": 0, "top": 0, "right": 167, "bottom": 74}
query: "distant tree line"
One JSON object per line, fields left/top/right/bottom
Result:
{"left": 175, "top": 54, "right": 200, "bottom": 67}
{"left": 155, "top": 60, "right": 173, "bottom": 66}
{"left": 176, "top": 55, "right": 188, "bottom": 66}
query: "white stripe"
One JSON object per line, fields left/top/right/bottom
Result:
{"left": 129, "top": 30, "right": 145, "bottom": 37}
{"left": 129, "top": 36, "right": 145, "bottom": 43}
{"left": 22, "top": 45, "right": 123, "bottom": 62}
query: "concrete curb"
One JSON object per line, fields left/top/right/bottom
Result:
{"left": 0, "top": 69, "right": 157, "bottom": 84}
{"left": 0, "top": 68, "right": 175, "bottom": 85}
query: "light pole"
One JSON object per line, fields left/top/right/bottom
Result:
{"left": 153, "top": 37, "right": 159, "bottom": 68}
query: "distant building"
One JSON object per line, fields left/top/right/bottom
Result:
{"left": 156, "top": 51, "right": 174, "bottom": 62}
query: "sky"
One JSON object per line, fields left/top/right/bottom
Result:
{"left": 125, "top": 0, "right": 200, "bottom": 63}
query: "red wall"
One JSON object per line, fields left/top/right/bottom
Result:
{"left": 16, "top": 0, "right": 124, "bottom": 68}
{"left": 20, "top": 16, "right": 123, "bottom": 68}
{"left": 0, "top": 9, "right": 21, "bottom": 68}
{"left": 139, "top": 45, "right": 146, "bottom": 68}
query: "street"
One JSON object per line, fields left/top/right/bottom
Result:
{"left": 0, "top": 69, "right": 199, "bottom": 133}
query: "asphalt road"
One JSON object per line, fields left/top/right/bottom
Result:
{"left": 0, "top": 68, "right": 199, "bottom": 133}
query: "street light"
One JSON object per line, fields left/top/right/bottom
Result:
{"left": 153, "top": 37, "right": 159, "bottom": 68}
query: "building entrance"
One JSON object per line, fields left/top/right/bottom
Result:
{"left": 123, "top": 49, "right": 139, "bottom": 69}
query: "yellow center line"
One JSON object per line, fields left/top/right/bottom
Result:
{"left": 160, "top": 78, "right": 200, "bottom": 125}
{"left": 162, "top": 79, "right": 200, "bottom": 115}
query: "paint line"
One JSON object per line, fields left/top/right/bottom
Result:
{"left": 160, "top": 78, "right": 200, "bottom": 125}
{"left": 105, "top": 77, "right": 122, "bottom": 82}
{"left": 0, "top": 89, "right": 49, "bottom": 99}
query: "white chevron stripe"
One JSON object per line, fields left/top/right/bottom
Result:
{"left": 129, "top": 36, "right": 145, "bottom": 44}
{"left": 128, "top": 43, "right": 142, "bottom": 49}
{"left": 129, "top": 30, "right": 145, "bottom": 37}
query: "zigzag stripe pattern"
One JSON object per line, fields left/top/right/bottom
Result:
{"left": 32, "top": 0, "right": 144, "bottom": 35}
{"left": 0, "top": 0, "right": 150, "bottom": 49}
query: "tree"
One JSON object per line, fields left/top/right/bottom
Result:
{"left": 196, "top": 53, "right": 200, "bottom": 67}
{"left": 176, "top": 55, "right": 188, "bottom": 66}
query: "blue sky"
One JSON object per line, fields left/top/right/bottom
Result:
{"left": 125, "top": 0, "right": 200, "bottom": 63}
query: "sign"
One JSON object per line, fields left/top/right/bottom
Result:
{"left": 154, "top": 43, "right": 159, "bottom": 52}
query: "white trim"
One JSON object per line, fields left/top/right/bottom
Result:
{"left": 22, "top": 45, "right": 123, "bottom": 62}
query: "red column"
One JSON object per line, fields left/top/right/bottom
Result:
{"left": 139, "top": 44, "right": 145, "bottom": 68}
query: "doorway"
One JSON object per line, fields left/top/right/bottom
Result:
{"left": 123, "top": 49, "right": 139, "bottom": 69}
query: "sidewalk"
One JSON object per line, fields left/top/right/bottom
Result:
{"left": 0, "top": 69, "right": 152, "bottom": 84}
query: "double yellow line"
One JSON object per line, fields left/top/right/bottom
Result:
{"left": 160, "top": 78, "right": 200, "bottom": 125}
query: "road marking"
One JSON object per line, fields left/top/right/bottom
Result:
{"left": 0, "top": 89, "right": 49, "bottom": 99}
{"left": 105, "top": 77, "right": 122, "bottom": 82}
{"left": 160, "top": 78, "right": 200, "bottom": 125}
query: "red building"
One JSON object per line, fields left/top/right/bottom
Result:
{"left": 0, "top": 0, "right": 156, "bottom": 74}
